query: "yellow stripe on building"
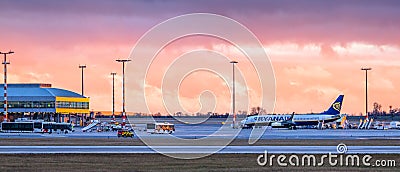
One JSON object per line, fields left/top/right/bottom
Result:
{"left": 55, "top": 96, "right": 90, "bottom": 114}
{"left": 56, "top": 96, "right": 89, "bottom": 102}
{"left": 56, "top": 108, "right": 90, "bottom": 114}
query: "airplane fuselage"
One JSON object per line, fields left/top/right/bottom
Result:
{"left": 241, "top": 95, "right": 344, "bottom": 129}
{"left": 241, "top": 114, "right": 341, "bottom": 128}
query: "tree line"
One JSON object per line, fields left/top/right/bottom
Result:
{"left": 371, "top": 102, "right": 400, "bottom": 118}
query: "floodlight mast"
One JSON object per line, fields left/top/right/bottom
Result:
{"left": 79, "top": 65, "right": 87, "bottom": 96}
{"left": 230, "top": 61, "right": 238, "bottom": 128}
{"left": 361, "top": 67, "right": 372, "bottom": 118}
{"left": 1, "top": 51, "right": 14, "bottom": 122}
{"left": 116, "top": 59, "right": 131, "bottom": 128}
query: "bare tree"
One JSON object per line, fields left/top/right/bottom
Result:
{"left": 372, "top": 102, "right": 382, "bottom": 116}
{"left": 250, "top": 107, "right": 267, "bottom": 115}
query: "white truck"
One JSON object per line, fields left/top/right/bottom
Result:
{"left": 146, "top": 122, "right": 175, "bottom": 134}
{"left": 389, "top": 121, "right": 400, "bottom": 129}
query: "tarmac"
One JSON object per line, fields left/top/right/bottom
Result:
{"left": 0, "top": 145, "right": 399, "bottom": 154}
{"left": 0, "top": 124, "right": 399, "bottom": 140}
{"left": 1, "top": 123, "right": 399, "bottom": 154}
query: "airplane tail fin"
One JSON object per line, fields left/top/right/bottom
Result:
{"left": 287, "top": 112, "right": 295, "bottom": 121}
{"left": 322, "top": 95, "right": 344, "bottom": 115}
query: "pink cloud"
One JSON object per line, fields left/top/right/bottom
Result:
{"left": 1, "top": 1, "right": 399, "bottom": 114}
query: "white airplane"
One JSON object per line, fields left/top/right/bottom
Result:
{"left": 240, "top": 95, "right": 344, "bottom": 129}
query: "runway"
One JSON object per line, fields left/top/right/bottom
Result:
{"left": 1, "top": 125, "right": 399, "bottom": 140}
{"left": 0, "top": 145, "right": 399, "bottom": 154}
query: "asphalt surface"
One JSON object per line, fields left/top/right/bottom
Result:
{"left": 1, "top": 123, "right": 399, "bottom": 154}
{"left": 0, "top": 145, "right": 399, "bottom": 154}
{"left": 0, "top": 124, "right": 399, "bottom": 140}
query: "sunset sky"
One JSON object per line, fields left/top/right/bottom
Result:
{"left": 1, "top": 0, "right": 399, "bottom": 115}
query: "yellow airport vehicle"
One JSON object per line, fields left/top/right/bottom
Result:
{"left": 117, "top": 130, "right": 133, "bottom": 138}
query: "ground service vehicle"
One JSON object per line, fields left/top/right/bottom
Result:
{"left": 1, "top": 121, "right": 73, "bottom": 133}
{"left": 146, "top": 122, "right": 175, "bottom": 134}
{"left": 389, "top": 121, "right": 400, "bottom": 129}
{"left": 117, "top": 130, "right": 133, "bottom": 137}
{"left": 1, "top": 122, "right": 34, "bottom": 132}
{"left": 42, "top": 122, "right": 73, "bottom": 133}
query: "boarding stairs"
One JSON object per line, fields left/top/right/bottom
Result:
{"left": 82, "top": 120, "right": 100, "bottom": 132}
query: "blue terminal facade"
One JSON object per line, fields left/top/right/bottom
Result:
{"left": 0, "top": 83, "right": 90, "bottom": 124}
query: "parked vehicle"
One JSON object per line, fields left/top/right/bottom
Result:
{"left": 389, "top": 121, "right": 400, "bottom": 129}
{"left": 146, "top": 122, "right": 175, "bottom": 134}
{"left": 117, "top": 130, "right": 134, "bottom": 138}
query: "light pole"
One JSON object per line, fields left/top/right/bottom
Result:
{"left": 230, "top": 61, "right": 238, "bottom": 128}
{"left": 1, "top": 51, "right": 14, "bottom": 122}
{"left": 116, "top": 59, "right": 131, "bottom": 128}
{"left": 361, "top": 67, "right": 371, "bottom": 118}
{"left": 111, "top": 72, "right": 117, "bottom": 123}
{"left": 79, "top": 65, "right": 86, "bottom": 96}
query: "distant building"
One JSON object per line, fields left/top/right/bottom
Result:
{"left": 0, "top": 83, "right": 89, "bottom": 124}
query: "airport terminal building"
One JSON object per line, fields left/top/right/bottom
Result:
{"left": 0, "top": 83, "right": 90, "bottom": 125}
